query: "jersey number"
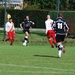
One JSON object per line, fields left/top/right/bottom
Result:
{"left": 57, "top": 23, "right": 62, "bottom": 29}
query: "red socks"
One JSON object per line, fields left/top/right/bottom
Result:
{"left": 10, "top": 39, "right": 14, "bottom": 45}
{"left": 5, "top": 38, "right": 14, "bottom": 45}
{"left": 5, "top": 38, "right": 10, "bottom": 42}
{"left": 49, "top": 40, "right": 54, "bottom": 47}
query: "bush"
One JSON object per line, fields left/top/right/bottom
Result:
{"left": 0, "top": 9, "right": 75, "bottom": 36}
{"left": 0, "top": 9, "right": 49, "bottom": 28}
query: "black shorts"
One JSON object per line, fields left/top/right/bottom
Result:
{"left": 23, "top": 29, "right": 30, "bottom": 33}
{"left": 56, "top": 34, "right": 66, "bottom": 42}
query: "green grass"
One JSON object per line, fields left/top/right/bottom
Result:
{"left": 0, "top": 43, "right": 75, "bottom": 75}
{"left": 0, "top": 30, "right": 75, "bottom": 75}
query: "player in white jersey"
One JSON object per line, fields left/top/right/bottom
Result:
{"left": 45, "top": 15, "right": 56, "bottom": 48}
{"left": 4, "top": 18, "right": 15, "bottom": 45}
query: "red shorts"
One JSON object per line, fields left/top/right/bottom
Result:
{"left": 7, "top": 31, "right": 15, "bottom": 39}
{"left": 47, "top": 30, "right": 55, "bottom": 39}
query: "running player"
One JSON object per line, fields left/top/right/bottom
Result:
{"left": 20, "top": 16, "right": 34, "bottom": 46}
{"left": 4, "top": 18, "right": 15, "bottom": 45}
{"left": 45, "top": 15, "right": 57, "bottom": 48}
{"left": 52, "top": 12, "right": 69, "bottom": 58}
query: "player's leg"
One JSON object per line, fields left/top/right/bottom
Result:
{"left": 10, "top": 31, "right": 15, "bottom": 45}
{"left": 4, "top": 32, "right": 10, "bottom": 43}
{"left": 51, "top": 31, "right": 57, "bottom": 47}
{"left": 47, "top": 30, "right": 54, "bottom": 48}
{"left": 61, "top": 35, "right": 66, "bottom": 53}
{"left": 10, "top": 38, "right": 14, "bottom": 45}
{"left": 23, "top": 31, "right": 29, "bottom": 46}
{"left": 48, "top": 37, "right": 54, "bottom": 48}
{"left": 57, "top": 42, "right": 63, "bottom": 58}
{"left": 4, "top": 37, "right": 10, "bottom": 42}
{"left": 56, "top": 35, "right": 63, "bottom": 58}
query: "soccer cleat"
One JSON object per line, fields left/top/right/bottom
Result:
{"left": 51, "top": 45, "right": 54, "bottom": 48}
{"left": 4, "top": 39, "right": 7, "bottom": 44}
{"left": 23, "top": 42, "right": 27, "bottom": 46}
{"left": 62, "top": 46, "right": 66, "bottom": 53}
{"left": 58, "top": 56, "right": 61, "bottom": 58}
{"left": 55, "top": 44, "right": 57, "bottom": 48}
{"left": 10, "top": 44, "right": 13, "bottom": 46}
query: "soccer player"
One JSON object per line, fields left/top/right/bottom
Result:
{"left": 52, "top": 12, "right": 69, "bottom": 58}
{"left": 20, "top": 16, "right": 34, "bottom": 46}
{"left": 4, "top": 18, "right": 15, "bottom": 45}
{"left": 45, "top": 15, "right": 57, "bottom": 48}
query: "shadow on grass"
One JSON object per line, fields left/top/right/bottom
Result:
{"left": 34, "top": 55, "right": 58, "bottom": 58}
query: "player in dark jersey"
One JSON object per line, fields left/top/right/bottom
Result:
{"left": 20, "top": 16, "right": 34, "bottom": 46}
{"left": 52, "top": 12, "right": 69, "bottom": 58}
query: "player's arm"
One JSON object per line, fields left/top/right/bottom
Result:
{"left": 9, "top": 22, "right": 14, "bottom": 32}
{"left": 52, "top": 21, "right": 56, "bottom": 32}
{"left": 20, "top": 23, "right": 23, "bottom": 29}
{"left": 66, "top": 27, "right": 69, "bottom": 36}
{"left": 12, "top": 22, "right": 15, "bottom": 33}
{"left": 32, "top": 22, "right": 35, "bottom": 25}
{"left": 66, "top": 28, "right": 69, "bottom": 33}
{"left": 5, "top": 23, "right": 8, "bottom": 35}
{"left": 65, "top": 22, "right": 69, "bottom": 36}
{"left": 45, "top": 21, "right": 47, "bottom": 34}
{"left": 30, "top": 21, "right": 35, "bottom": 25}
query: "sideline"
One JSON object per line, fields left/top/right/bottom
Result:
{"left": 0, "top": 28, "right": 45, "bottom": 31}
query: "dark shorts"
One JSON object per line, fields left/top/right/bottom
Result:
{"left": 56, "top": 34, "right": 66, "bottom": 42}
{"left": 23, "top": 29, "right": 30, "bottom": 33}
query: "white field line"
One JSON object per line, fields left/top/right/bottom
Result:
{"left": 0, "top": 63, "right": 75, "bottom": 73}
{"left": 0, "top": 70, "right": 75, "bottom": 74}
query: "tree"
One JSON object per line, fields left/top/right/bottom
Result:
{"left": 23, "top": 0, "right": 75, "bottom": 10}
{"left": 69, "top": 0, "right": 75, "bottom": 10}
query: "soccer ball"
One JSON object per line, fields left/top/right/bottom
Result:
{"left": 63, "top": 49, "right": 66, "bottom": 53}
{"left": 62, "top": 46, "right": 66, "bottom": 53}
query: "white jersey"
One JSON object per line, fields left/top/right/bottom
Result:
{"left": 5, "top": 22, "right": 15, "bottom": 32}
{"left": 45, "top": 19, "right": 53, "bottom": 33}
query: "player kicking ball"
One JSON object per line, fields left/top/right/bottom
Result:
{"left": 52, "top": 12, "right": 69, "bottom": 58}
{"left": 20, "top": 16, "right": 34, "bottom": 46}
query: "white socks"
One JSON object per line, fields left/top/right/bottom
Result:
{"left": 23, "top": 36, "right": 28, "bottom": 46}
{"left": 58, "top": 45, "right": 63, "bottom": 58}
{"left": 58, "top": 50, "right": 62, "bottom": 58}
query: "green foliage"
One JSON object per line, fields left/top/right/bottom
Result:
{"left": 25, "top": 0, "right": 57, "bottom": 9}
{"left": 23, "top": 0, "right": 75, "bottom": 10}
{"left": 0, "top": 8, "right": 75, "bottom": 35}
{"left": 69, "top": 0, "right": 75, "bottom": 10}
{"left": 0, "top": 8, "right": 4, "bottom": 27}
{"left": 0, "top": 9, "right": 49, "bottom": 28}
{"left": 25, "top": 4, "right": 39, "bottom": 10}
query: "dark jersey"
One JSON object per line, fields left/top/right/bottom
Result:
{"left": 52, "top": 18, "right": 69, "bottom": 35}
{"left": 21, "top": 19, "right": 32, "bottom": 30}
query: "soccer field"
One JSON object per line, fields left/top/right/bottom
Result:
{"left": 0, "top": 42, "right": 75, "bottom": 75}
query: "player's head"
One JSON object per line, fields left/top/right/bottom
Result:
{"left": 58, "top": 12, "right": 63, "bottom": 18}
{"left": 47, "top": 15, "right": 50, "bottom": 19}
{"left": 9, "top": 18, "right": 12, "bottom": 23}
{"left": 26, "top": 16, "right": 29, "bottom": 20}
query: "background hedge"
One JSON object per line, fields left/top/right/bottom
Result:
{"left": 0, "top": 9, "right": 75, "bottom": 35}
{"left": 0, "top": 9, "right": 49, "bottom": 28}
